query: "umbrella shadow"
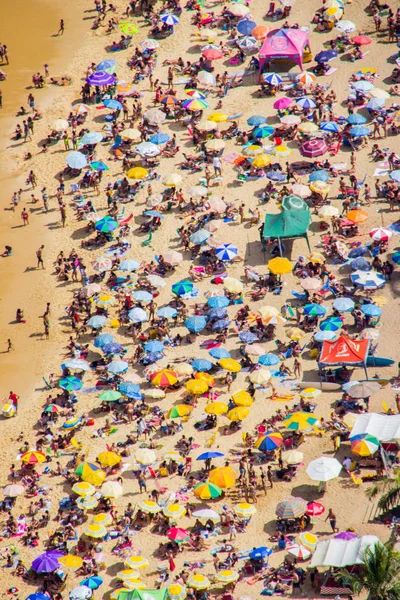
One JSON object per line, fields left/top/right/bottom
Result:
{"left": 290, "top": 483, "right": 322, "bottom": 500}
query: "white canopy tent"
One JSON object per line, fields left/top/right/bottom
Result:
{"left": 310, "top": 536, "right": 379, "bottom": 568}
{"left": 350, "top": 413, "right": 400, "bottom": 442}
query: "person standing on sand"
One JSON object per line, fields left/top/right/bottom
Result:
{"left": 0, "top": 89, "right": 2, "bottom": 109}
{"left": 58, "top": 20, "right": 65, "bottom": 35}
{"left": 7, "top": 339, "right": 14, "bottom": 352}
{"left": 36, "top": 245, "right": 44, "bottom": 269}
{"left": 21, "top": 208, "right": 29, "bottom": 226}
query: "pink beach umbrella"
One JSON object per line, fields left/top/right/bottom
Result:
{"left": 300, "top": 138, "right": 329, "bottom": 158}
{"left": 273, "top": 97, "right": 292, "bottom": 110}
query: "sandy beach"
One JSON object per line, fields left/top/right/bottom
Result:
{"left": 1, "top": 0, "right": 400, "bottom": 599}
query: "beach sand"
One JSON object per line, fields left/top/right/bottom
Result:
{"left": 0, "top": 0, "right": 399, "bottom": 597}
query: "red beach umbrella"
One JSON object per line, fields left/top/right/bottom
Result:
{"left": 351, "top": 35, "right": 372, "bottom": 45}
{"left": 300, "top": 138, "right": 329, "bottom": 158}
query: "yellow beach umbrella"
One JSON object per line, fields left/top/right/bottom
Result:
{"left": 232, "top": 390, "right": 253, "bottom": 407}
{"left": 77, "top": 462, "right": 106, "bottom": 486}
{"left": 208, "top": 112, "right": 228, "bottom": 123}
{"left": 249, "top": 370, "right": 271, "bottom": 384}
{"left": 84, "top": 523, "right": 107, "bottom": 538}
{"left": 310, "top": 181, "right": 330, "bottom": 195}
{"left": 185, "top": 379, "right": 209, "bottom": 395}
{"left": 21, "top": 451, "right": 46, "bottom": 464}
{"left": 219, "top": 358, "right": 242, "bottom": 373}
{"left": 124, "top": 555, "right": 149, "bottom": 569}
{"left": 273, "top": 144, "right": 292, "bottom": 157}
{"left": 234, "top": 503, "right": 257, "bottom": 517}
{"left": 163, "top": 503, "right": 186, "bottom": 519}
{"left": 223, "top": 277, "right": 243, "bottom": 293}
{"left": 127, "top": 167, "right": 148, "bottom": 180}
{"left": 121, "top": 128, "right": 140, "bottom": 140}
{"left": 76, "top": 496, "right": 99, "bottom": 510}
{"left": 124, "top": 580, "right": 146, "bottom": 590}
{"left": 72, "top": 482, "right": 96, "bottom": 496}
{"left": 298, "top": 122, "right": 319, "bottom": 133}
{"left": 92, "top": 512, "right": 112, "bottom": 526}
{"left": 96, "top": 294, "right": 115, "bottom": 308}
{"left": 216, "top": 569, "right": 239, "bottom": 583}
{"left": 264, "top": 315, "right": 287, "bottom": 325}
{"left": 299, "top": 532, "right": 318, "bottom": 550}
{"left": 111, "top": 589, "right": 129, "bottom": 600}
{"left": 168, "top": 583, "right": 187, "bottom": 600}
{"left": 299, "top": 388, "right": 322, "bottom": 399}
{"left": 135, "top": 448, "right": 156, "bottom": 465}
{"left": 162, "top": 173, "right": 183, "bottom": 187}
{"left": 138, "top": 500, "right": 160, "bottom": 514}
{"left": 117, "top": 569, "right": 140, "bottom": 580}
{"left": 58, "top": 554, "right": 83, "bottom": 568}
{"left": 195, "top": 372, "right": 215, "bottom": 386}
{"left": 205, "top": 402, "right": 228, "bottom": 415}
{"left": 209, "top": 466, "right": 237, "bottom": 488}
{"left": 258, "top": 305, "right": 279, "bottom": 319}
{"left": 167, "top": 404, "right": 194, "bottom": 419}
{"left": 308, "top": 252, "right": 325, "bottom": 264}
{"left": 242, "top": 144, "right": 264, "bottom": 157}
{"left": 227, "top": 2, "right": 250, "bottom": 16}
{"left": 187, "top": 573, "right": 210, "bottom": 589}
{"left": 267, "top": 257, "right": 293, "bottom": 275}
{"left": 287, "top": 327, "right": 306, "bottom": 340}
{"left": 252, "top": 154, "right": 271, "bottom": 168}
{"left": 227, "top": 407, "right": 250, "bottom": 421}
{"left": 97, "top": 451, "right": 121, "bottom": 468}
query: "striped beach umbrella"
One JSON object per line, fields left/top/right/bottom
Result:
{"left": 234, "top": 503, "right": 257, "bottom": 517}
{"left": 276, "top": 497, "right": 308, "bottom": 519}
{"left": 84, "top": 523, "right": 107, "bottom": 538}
{"left": 255, "top": 432, "right": 283, "bottom": 452}
{"left": 194, "top": 482, "right": 222, "bottom": 499}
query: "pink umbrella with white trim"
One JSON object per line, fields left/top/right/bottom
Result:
{"left": 369, "top": 227, "right": 392, "bottom": 241}
{"left": 300, "top": 138, "right": 329, "bottom": 158}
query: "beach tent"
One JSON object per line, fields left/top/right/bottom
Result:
{"left": 318, "top": 334, "right": 370, "bottom": 377}
{"left": 350, "top": 413, "right": 400, "bottom": 442}
{"left": 263, "top": 209, "right": 311, "bottom": 252}
{"left": 310, "top": 535, "right": 379, "bottom": 568}
{"left": 259, "top": 28, "right": 310, "bottom": 73}
{"left": 119, "top": 591, "right": 168, "bottom": 600}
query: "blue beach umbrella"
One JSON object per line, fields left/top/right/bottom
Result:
{"left": 149, "top": 133, "right": 170, "bottom": 144}
{"left": 87, "top": 316, "right": 107, "bottom": 328}
{"left": 237, "top": 19, "right": 256, "bottom": 35}
{"left": 80, "top": 131, "right": 103, "bottom": 145}
{"left": 172, "top": 280, "right": 194, "bottom": 296}
{"left": 346, "top": 113, "right": 367, "bottom": 125}
{"left": 314, "top": 330, "right": 337, "bottom": 342}
{"left": 160, "top": 13, "right": 179, "bottom": 25}
{"left": 349, "top": 126, "right": 370, "bottom": 137}
{"left": 207, "top": 296, "right": 229, "bottom": 308}
{"left": 103, "top": 98, "right": 123, "bottom": 110}
{"left": 95, "top": 216, "right": 118, "bottom": 232}
{"left": 90, "top": 161, "right": 109, "bottom": 171}
{"left": 157, "top": 306, "right": 178, "bottom": 319}
{"left": 185, "top": 316, "right": 207, "bottom": 332}
{"left": 197, "top": 452, "right": 224, "bottom": 460}
{"left": 211, "top": 319, "right": 231, "bottom": 331}
{"left": 94, "top": 333, "right": 113, "bottom": 348}
{"left": 64, "top": 359, "right": 90, "bottom": 371}
{"left": 66, "top": 151, "right": 87, "bottom": 169}
{"left": 390, "top": 170, "right": 400, "bottom": 183}
{"left": 143, "top": 210, "right": 164, "bottom": 218}
{"left": 144, "top": 352, "right": 164, "bottom": 364}
{"left": 309, "top": 170, "right": 329, "bottom": 182}
{"left": 102, "top": 342, "right": 123, "bottom": 355}
{"left": 392, "top": 251, "right": 400, "bottom": 264}
{"left": 128, "top": 308, "right": 148, "bottom": 322}
{"left": 320, "top": 121, "right": 340, "bottom": 133}
{"left": 320, "top": 317, "right": 343, "bottom": 331}
{"left": 216, "top": 244, "right": 238, "bottom": 261}
{"left": 207, "top": 308, "right": 228, "bottom": 320}
{"left": 259, "top": 353, "right": 280, "bottom": 366}
{"left": 333, "top": 297, "right": 355, "bottom": 312}
{"left": 190, "top": 229, "right": 210, "bottom": 245}
{"left": 263, "top": 73, "right": 283, "bottom": 86}
{"left": 119, "top": 259, "right": 140, "bottom": 271}
{"left": 361, "top": 304, "right": 382, "bottom": 317}
{"left": 250, "top": 546, "right": 272, "bottom": 560}
{"left": 144, "top": 340, "right": 164, "bottom": 353}
{"left": 108, "top": 360, "right": 129, "bottom": 374}
{"left": 352, "top": 80, "right": 374, "bottom": 93}
{"left": 81, "top": 576, "right": 104, "bottom": 590}
{"left": 119, "top": 382, "right": 141, "bottom": 395}
{"left": 239, "top": 331, "right": 258, "bottom": 343}
{"left": 59, "top": 377, "right": 83, "bottom": 391}
{"left": 350, "top": 257, "right": 371, "bottom": 271}
{"left": 253, "top": 125, "right": 275, "bottom": 138}
{"left": 351, "top": 270, "right": 386, "bottom": 288}
{"left": 296, "top": 97, "right": 316, "bottom": 109}
{"left": 132, "top": 290, "right": 153, "bottom": 302}
{"left": 97, "top": 59, "right": 116, "bottom": 72}
{"left": 315, "top": 50, "right": 337, "bottom": 62}
{"left": 348, "top": 246, "right": 367, "bottom": 258}
{"left": 247, "top": 115, "right": 266, "bottom": 127}
{"left": 304, "top": 304, "right": 327, "bottom": 317}
{"left": 191, "top": 358, "right": 213, "bottom": 372}
{"left": 209, "top": 347, "right": 231, "bottom": 359}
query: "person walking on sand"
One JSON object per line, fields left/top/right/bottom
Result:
{"left": 36, "top": 245, "right": 44, "bottom": 269}
{"left": 326, "top": 508, "right": 338, "bottom": 533}
{"left": 7, "top": 339, "right": 14, "bottom": 352}
{"left": 294, "top": 357, "right": 302, "bottom": 379}
{"left": 58, "top": 19, "right": 65, "bottom": 35}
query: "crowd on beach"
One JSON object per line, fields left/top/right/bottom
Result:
{"left": 3, "top": 0, "right": 400, "bottom": 599}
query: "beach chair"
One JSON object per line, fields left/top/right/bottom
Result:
{"left": 117, "top": 206, "right": 125, "bottom": 221}
{"left": 350, "top": 472, "right": 362, "bottom": 486}
{"left": 291, "top": 290, "right": 307, "bottom": 301}
{"left": 141, "top": 232, "right": 153, "bottom": 247}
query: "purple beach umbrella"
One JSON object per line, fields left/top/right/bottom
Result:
{"left": 87, "top": 71, "right": 116, "bottom": 86}
{"left": 32, "top": 551, "right": 64, "bottom": 573}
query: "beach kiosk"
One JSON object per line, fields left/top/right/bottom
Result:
{"left": 259, "top": 28, "right": 311, "bottom": 76}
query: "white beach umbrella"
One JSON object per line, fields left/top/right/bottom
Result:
{"left": 306, "top": 457, "right": 342, "bottom": 482}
